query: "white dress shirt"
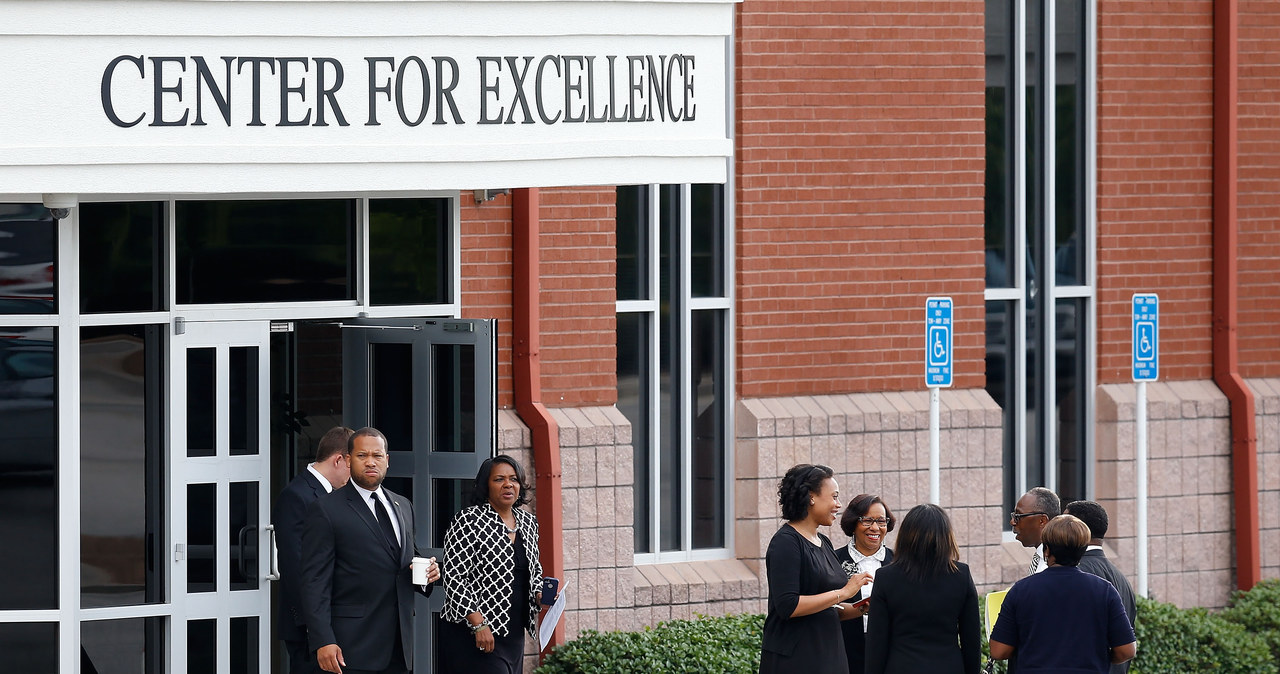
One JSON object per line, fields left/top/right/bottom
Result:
{"left": 306, "top": 463, "right": 336, "bottom": 493}
{"left": 1031, "top": 543, "right": 1048, "bottom": 573}
{"left": 847, "top": 542, "right": 886, "bottom": 631}
{"left": 351, "top": 482, "right": 402, "bottom": 546}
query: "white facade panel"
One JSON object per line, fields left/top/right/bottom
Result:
{"left": 0, "top": 0, "right": 735, "bottom": 196}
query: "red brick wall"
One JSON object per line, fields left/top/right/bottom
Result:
{"left": 1238, "top": 0, "right": 1280, "bottom": 379}
{"left": 537, "top": 187, "right": 618, "bottom": 407}
{"left": 1095, "top": 0, "right": 1215, "bottom": 384}
{"left": 459, "top": 188, "right": 617, "bottom": 409}
{"left": 734, "top": 2, "right": 987, "bottom": 398}
{"left": 460, "top": 190, "right": 516, "bottom": 407}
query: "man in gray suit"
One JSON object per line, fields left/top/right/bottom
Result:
{"left": 1064, "top": 500, "right": 1138, "bottom": 674}
{"left": 301, "top": 427, "right": 440, "bottom": 674}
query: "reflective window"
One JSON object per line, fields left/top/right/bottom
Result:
{"left": 230, "top": 617, "right": 259, "bottom": 674}
{"left": 985, "top": 0, "right": 1093, "bottom": 515}
{"left": 616, "top": 312, "right": 650, "bottom": 553}
{"left": 187, "top": 619, "right": 216, "bottom": 674}
{"left": 371, "top": 342, "right": 414, "bottom": 452}
{"left": 79, "top": 202, "right": 164, "bottom": 313}
{"left": 229, "top": 346, "right": 260, "bottom": 456}
{"left": 369, "top": 198, "right": 451, "bottom": 306}
{"left": 0, "top": 327, "right": 58, "bottom": 608}
{"left": 690, "top": 184, "right": 725, "bottom": 298}
{"left": 82, "top": 617, "right": 164, "bottom": 674}
{"left": 1055, "top": 0, "right": 1085, "bottom": 288}
{"left": 432, "top": 344, "right": 475, "bottom": 454}
{"left": 1056, "top": 297, "right": 1088, "bottom": 502}
{"left": 0, "top": 622, "right": 57, "bottom": 671}
{"left": 0, "top": 203, "right": 55, "bottom": 314}
{"left": 175, "top": 199, "right": 355, "bottom": 304}
{"left": 230, "top": 482, "right": 259, "bottom": 591}
{"left": 187, "top": 348, "right": 216, "bottom": 457}
{"left": 984, "top": 0, "right": 1013, "bottom": 290}
{"left": 81, "top": 326, "right": 165, "bottom": 608}
{"left": 433, "top": 478, "right": 474, "bottom": 549}
{"left": 187, "top": 483, "right": 216, "bottom": 593}
{"left": 690, "top": 309, "right": 726, "bottom": 549}
{"left": 617, "top": 184, "right": 730, "bottom": 558}
{"left": 616, "top": 186, "right": 649, "bottom": 302}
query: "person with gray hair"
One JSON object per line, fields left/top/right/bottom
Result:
{"left": 1010, "top": 486, "right": 1061, "bottom": 575}
{"left": 1064, "top": 500, "right": 1137, "bottom": 674}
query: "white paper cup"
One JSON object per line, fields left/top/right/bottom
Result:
{"left": 411, "top": 557, "right": 433, "bottom": 585}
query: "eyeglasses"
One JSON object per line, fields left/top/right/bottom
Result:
{"left": 1009, "top": 511, "right": 1047, "bottom": 522}
{"left": 857, "top": 517, "right": 890, "bottom": 527}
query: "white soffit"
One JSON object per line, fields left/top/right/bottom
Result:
{"left": 0, "top": 0, "right": 736, "bottom": 196}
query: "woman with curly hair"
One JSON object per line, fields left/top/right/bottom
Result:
{"left": 760, "top": 464, "right": 873, "bottom": 674}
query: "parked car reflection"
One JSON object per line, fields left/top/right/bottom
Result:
{"left": 0, "top": 330, "right": 56, "bottom": 478}
{"left": 0, "top": 204, "right": 55, "bottom": 313}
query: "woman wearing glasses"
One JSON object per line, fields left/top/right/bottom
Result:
{"left": 834, "top": 494, "right": 895, "bottom": 674}
{"left": 864, "top": 504, "right": 981, "bottom": 674}
{"left": 760, "top": 464, "right": 875, "bottom": 674}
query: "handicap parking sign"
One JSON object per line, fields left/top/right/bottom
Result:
{"left": 925, "top": 297, "right": 952, "bottom": 388}
{"left": 1132, "top": 294, "right": 1159, "bottom": 382}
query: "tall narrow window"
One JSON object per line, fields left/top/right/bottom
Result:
{"left": 617, "top": 184, "right": 731, "bottom": 559}
{"left": 985, "top": 0, "right": 1094, "bottom": 516}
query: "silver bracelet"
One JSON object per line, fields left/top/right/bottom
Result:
{"left": 469, "top": 620, "right": 490, "bottom": 634}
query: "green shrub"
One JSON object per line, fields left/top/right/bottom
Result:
{"left": 978, "top": 592, "right": 1008, "bottom": 674}
{"left": 535, "top": 613, "right": 764, "bottom": 674}
{"left": 1220, "top": 579, "right": 1280, "bottom": 667}
{"left": 1130, "top": 596, "right": 1275, "bottom": 674}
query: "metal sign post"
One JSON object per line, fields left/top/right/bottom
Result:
{"left": 1132, "top": 293, "right": 1159, "bottom": 598}
{"left": 925, "top": 297, "right": 953, "bottom": 505}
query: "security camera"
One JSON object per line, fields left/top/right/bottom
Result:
{"left": 42, "top": 193, "right": 77, "bottom": 219}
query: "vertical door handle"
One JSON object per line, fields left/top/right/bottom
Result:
{"left": 266, "top": 524, "right": 280, "bottom": 581}
{"left": 237, "top": 525, "right": 256, "bottom": 580}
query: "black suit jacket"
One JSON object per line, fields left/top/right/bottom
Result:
{"left": 833, "top": 546, "right": 893, "bottom": 674}
{"left": 273, "top": 469, "right": 328, "bottom": 642}
{"left": 300, "top": 483, "right": 432, "bottom": 671}
{"left": 1077, "top": 549, "right": 1137, "bottom": 674}
{"left": 864, "top": 561, "right": 981, "bottom": 674}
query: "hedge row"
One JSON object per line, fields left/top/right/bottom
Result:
{"left": 535, "top": 579, "right": 1280, "bottom": 673}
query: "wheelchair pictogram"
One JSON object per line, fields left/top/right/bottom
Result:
{"left": 928, "top": 326, "right": 949, "bottom": 367}
{"left": 1136, "top": 321, "right": 1155, "bottom": 361}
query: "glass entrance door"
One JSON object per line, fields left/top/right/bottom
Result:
{"left": 170, "top": 320, "right": 272, "bottom": 674}
{"left": 341, "top": 317, "right": 495, "bottom": 673}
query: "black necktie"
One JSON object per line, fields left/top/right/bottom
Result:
{"left": 372, "top": 492, "right": 400, "bottom": 550}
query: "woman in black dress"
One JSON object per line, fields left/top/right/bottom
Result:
{"left": 833, "top": 494, "right": 895, "bottom": 674}
{"left": 864, "top": 504, "right": 980, "bottom": 674}
{"left": 441, "top": 456, "right": 543, "bottom": 674}
{"left": 761, "top": 464, "right": 874, "bottom": 674}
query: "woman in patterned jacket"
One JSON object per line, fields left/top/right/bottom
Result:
{"left": 441, "top": 455, "right": 543, "bottom": 673}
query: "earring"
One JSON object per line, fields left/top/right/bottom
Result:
{"left": 810, "top": 499, "right": 815, "bottom": 505}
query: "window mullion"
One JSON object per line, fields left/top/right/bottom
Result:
{"left": 1043, "top": 0, "right": 1058, "bottom": 492}
{"left": 1012, "top": 0, "right": 1029, "bottom": 501}
{"left": 679, "top": 183, "right": 693, "bottom": 555}
{"left": 647, "top": 184, "right": 661, "bottom": 557}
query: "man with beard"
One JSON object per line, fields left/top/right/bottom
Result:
{"left": 301, "top": 427, "right": 440, "bottom": 674}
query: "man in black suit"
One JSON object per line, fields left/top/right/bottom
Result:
{"left": 273, "top": 426, "right": 354, "bottom": 674}
{"left": 1064, "top": 500, "right": 1137, "bottom": 674}
{"left": 301, "top": 427, "right": 440, "bottom": 674}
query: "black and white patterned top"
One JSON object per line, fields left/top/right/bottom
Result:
{"left": 441, "top": 503, "right": 543, "bottom": 638}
